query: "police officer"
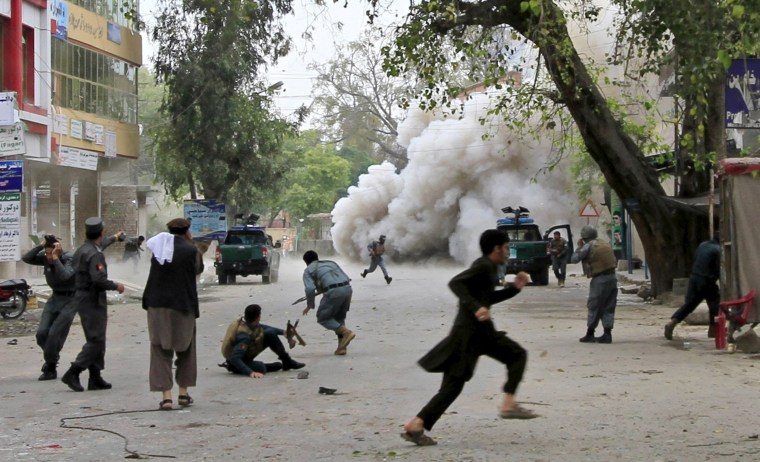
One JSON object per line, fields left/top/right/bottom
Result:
{"left": 664, "top": 235, "right": 720, "bottom": 340}
{"left": 22, "top": 235, "right": 76, "bottom": 380}
{"left": 571, "top": 225, "right": 618, "bottom": 344}
{"left": 361, "top": 235, "right": 392, "bottom": 284}
{"left": 302, "top": 250, "right": 355, "bottom": 355}
{"left": 61, "top": 217, "right": 125, "bottom": 392}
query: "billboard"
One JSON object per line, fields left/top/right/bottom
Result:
{"left": 0, "top": 161, "right": 23, "bottom": 193}
{"left": 726, "top": 58, "right": 760, "bottom": 129}
{"left": 183, "top": 200, "right": 227, "bottom": 241}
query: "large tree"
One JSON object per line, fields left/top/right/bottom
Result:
{"left": 151, "top": 0, "right": 299, "bottom": 212}
{"left": 379, "top": 0, "right": 760, "bottom": 295}
{"left": 310, "top": 28, "right": 409, "bottom": 165}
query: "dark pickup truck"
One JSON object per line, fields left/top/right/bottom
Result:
{"left": 496, "top": 212, "right": 572, "bottom": 286}
{"left": 214, "top": 226, "right": 280, "bottom": 284}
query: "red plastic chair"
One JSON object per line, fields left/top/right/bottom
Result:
{"left": 715, "top": 289, "right": 757, "bottom": 350}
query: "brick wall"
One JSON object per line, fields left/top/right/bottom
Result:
{"left": 100, "top": 185, "right": 138, "bottom": 258}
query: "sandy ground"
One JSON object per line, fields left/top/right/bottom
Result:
{"left": 1, "top": 258, "right": 759, "bottom": 461}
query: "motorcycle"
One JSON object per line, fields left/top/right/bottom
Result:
{"left": 0, "top": 279, "right": 30, "bottom": 320}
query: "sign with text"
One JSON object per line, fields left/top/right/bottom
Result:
{"left": 0, "top": 123, "right": 25, "bottom": 156}
{"left": 58, "top": 146, "right": 99, "bottom": 171}
{"left": 0, "top": 228, "right": 21, "bottom": 262}
{"left": 0, "top": 161, "right": 23, "bottom": 192}
{"left": 0, "top": 193, "right": 21, "bottom": 227}
{"left": 54, "top": 113, "right": 69, "bottom": 135}
{"left": 0, "top": 92, "right": 16, "bottom": 126}
{"left": 105, "top": 128, "right": 117, "bottom": 158}
{"left": 183, "top": 199, "right": 227, "bottom": 241}
{"left": 0, "top": 192, "right": 22, "bottom": 261}
{"left": 70, "top": 119, "right": 83, "bottom": 139}
{"left": 85, "top": 122, "right": 104, "bottom": 144}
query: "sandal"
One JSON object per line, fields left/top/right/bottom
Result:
{"left": 159, "top": 399, "right": 173, "bottom": 411}
{"left": 400, "top": 430, "right": 437, "bottom": 446}
{"left": 177, "top": 395, "right": 194, "bottom": 407}
{"left": 499, "top": 404, "right": 538, "bottom": 420}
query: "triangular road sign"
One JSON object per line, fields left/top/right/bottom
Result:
{"left": 579, "top": 200, "right": 599, "bottom": 217}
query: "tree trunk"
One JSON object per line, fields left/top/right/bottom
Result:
{"left": 511, "top": 5, "right": 689, "bottom": 295}
{"left": 188, "top": 172, "right": 197, "bottom": 200}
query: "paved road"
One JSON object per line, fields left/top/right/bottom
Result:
{"left": 1, "top": 258, "right": 759, "bottom": 461}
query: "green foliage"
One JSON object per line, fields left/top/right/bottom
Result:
{"left": 608, "top": 0, "right": 760, "bottom": 161}
{"left": 375, "top": 0, "right": 760, "bottom": 194}
{"left": 151, "top": 0, "right": 297, "bottom": 211}
{"left": 281, "top": 139, "right": 351, "bottom": 219}
{"left": 135, "top": 68, "right": 165, "bottom": 183}
{"left": 252, "top": 130, "right": 362, "bottom": 223}
{"left": 336, "top": 144, "right": 378, "bottom": 187}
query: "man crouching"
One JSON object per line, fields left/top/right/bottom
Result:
{"left": 221, "top": 304, "right": 305, "bottom": 378}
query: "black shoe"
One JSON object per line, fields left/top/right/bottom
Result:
{"left": 39, "top": 369, "right": 57, "bottom": 381}
{"left": 282, "top": 358, "right": 305, "bottom": 371}
{"left": 385, "top": 277, "right": 392, "bottom": 285}
{"left": 62, "top": 368, "right": 84, "bottom": 392}
{"left": 265, "top": 362, "right": 283, "bottom": 373}
{"left": 39, "top": 363, "right": 57, "bottom": 381}
{"left": 361, "top": 271, "right": 367, "bottom": 279}
{"left": 88, "top": 376, "right": 112, "bottom": 390}
{"left": 664, "top": 320, "right": 677, "bottom": 340}
{"left": 218, "top": 361, "right": 235, "bottom": 373}
{"left": 579, "top": 331, "right": 596, "bottom": 343}
{"left": 596, "top": 332, "right": 612, "bottom": 344}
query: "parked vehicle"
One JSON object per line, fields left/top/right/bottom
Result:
{"left": 0, "top": 279, "right": 30, "bottom": 319}
{"left": 497, "top": 206, "right": 572, "bottom": 286}
{"left": 214, "top": 225, "right": 280, "bottom": 285}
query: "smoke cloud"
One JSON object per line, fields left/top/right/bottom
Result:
{"left": 331, "top": 92, "right": 578, "bottom": 263}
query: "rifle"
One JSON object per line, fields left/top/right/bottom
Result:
{"left": 291, "top": 291, "right": 323, "bottom": 305}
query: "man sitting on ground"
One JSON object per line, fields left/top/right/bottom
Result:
{"left": 220, "top": 304, "right": 305, "bottom": 378}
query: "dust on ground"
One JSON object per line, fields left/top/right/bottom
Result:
{"left": 0, "top": 310, "right": 40, "bottom": 339}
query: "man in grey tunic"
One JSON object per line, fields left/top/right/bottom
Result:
{"left": 22, "top": 235, "right": 76, "bottom": 380}
{"left": 301, "top": 250, "right": 355, "bottom": 355}
{"left": 571, "top": 225, "right": 618, "bottom": 344}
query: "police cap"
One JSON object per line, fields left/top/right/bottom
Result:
{"left": 85, "top": 217, "right": 104, "bottom": 235}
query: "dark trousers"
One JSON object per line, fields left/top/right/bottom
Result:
{"left": 551, "top": 256, "right": 566, "bottom": 281}
{"left": 35, "top": 294, "right": 76, "bottom": 366}
{"left": 587, "top": 274, "right": 618, "bottom": 330}
{"left": 671, "top": 275, "right": 720, "bottom": 323}
{"left": 417, "top": 334, "right": 527, "bottom": 431}
{"left": 233, "top": 328, "right": 289, "bottom": 375}
{"left": 72, "top": 303, "right": 107, "bottom": 373}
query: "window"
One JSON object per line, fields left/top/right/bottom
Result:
{"left": 51, "top": 41, "right": 138, "bottom": 123}
{"left": 70, "top": 0, "right": 138, "bottom": 29}
{"left": 22, "top": 26, "right": 34, "bottom": 102}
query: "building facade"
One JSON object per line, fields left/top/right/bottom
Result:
{"left": 0, "top": 0, "right": 141, "bottom": 276}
